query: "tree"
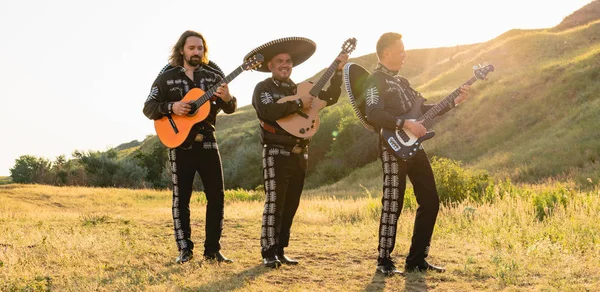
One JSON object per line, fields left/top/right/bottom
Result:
{"left": 9, "top": 155, "right": 51, "bottom": 184}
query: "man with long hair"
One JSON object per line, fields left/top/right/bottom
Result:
{"left": 143, "top": 30, "right": 237, "bottom": 264}
{"left": 364, "top": 32, "right": 470, "bottom": 275}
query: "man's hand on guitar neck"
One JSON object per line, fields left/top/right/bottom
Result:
{"left": 336, "top": 53, "right": 350, "bottom": 70}
{"left": 403, "top": 120, "right": 427, "bottom": 138}
{"left": 214, "top": 83, "right": 233, "bottom": 102}
{"left": 454, "top": 85, "right": 471, "bottom": 105}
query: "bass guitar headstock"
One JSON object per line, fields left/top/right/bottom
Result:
{"left": 473, "top": 64, "right": 495, "bottom": 80}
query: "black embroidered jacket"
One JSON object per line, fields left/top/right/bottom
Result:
{"left": 364, "top": 63, "right": 453, "bottom": 131}
{"left": 143, "top": 61, "right": 237, "bottom": 138}
{"left": 252, "top": 71, "right": 343, "bottom": 147}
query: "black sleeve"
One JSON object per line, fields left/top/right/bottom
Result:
{"left": 143, "top": 75, "right": 172, "bottom": 120}
{"left": 217, "top": 96, "right": 237, "bottom": 114}
{"left": 364, "top": 74, "right": 399, "bottom": 129}
{"left": 317, "top": 70, "right": 343, "bottom": 106}
{"left": 252, "top": 82, "right": 302, "bottom": 121}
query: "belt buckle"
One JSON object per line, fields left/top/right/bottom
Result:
{"left": 291, "top": 146, "right": 303, "bottom": 154}
{"left": 194, "top": 134, "right": 204, "bottom": 142}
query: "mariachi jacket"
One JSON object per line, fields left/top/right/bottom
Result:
{"left": 143, "top": 61, "right": 237, "bottom": 145}
{"left": 364, "top": 63, "right": 454, "bottom": 131}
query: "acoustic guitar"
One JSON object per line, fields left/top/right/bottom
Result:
{"left": 154, "top": 54, "right": 264, "bottom": 148}
{"left": 275, "top": 38, "right": 356, "bottom": 138}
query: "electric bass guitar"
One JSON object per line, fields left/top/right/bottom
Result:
{"left": 154, "top": 54, "right": 264, "bottom": 148}
{"left": 275, "top": 38, "right": 357, "bottom": 138}
{"left": 381, "top": 64, "right": 494, "bottom": 160}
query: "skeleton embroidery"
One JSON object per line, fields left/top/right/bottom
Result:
{"left": 146, "top": 86, "right": 159, "bottom": 102}
{"left": 366, "top": 87, "right": 379, "bottom": 106}
{"left": 261, "top": 92, "right": 274, "bottom": 104}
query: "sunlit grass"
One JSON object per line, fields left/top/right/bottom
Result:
{"left": 1, "top": 183, "right": 599, "bottom": 291}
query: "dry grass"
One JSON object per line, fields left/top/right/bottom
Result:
{"left": 1, "top": 184, "right": 599, "bottom": 291}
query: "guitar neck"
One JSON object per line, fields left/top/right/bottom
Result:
{"left": 193, "top": 66, "right": 244, "bottom": 107}
{"left": 420, "top": 76, "right": 477, "bottom": 128}
{"left": 308, "top": 57, "right": 342, "bottom": 97}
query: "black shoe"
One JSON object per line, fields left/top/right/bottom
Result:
{"left": 376, "top": 264, "right": 403, "bottom": 276}
{"left": 204, "top": 251, "right": 234, "bottom": 263}
{"left": 175, "top": 249, "right": 193, "bottom": 264}
{"left": 263, "top": 256, "right": 282, "bottom": 268}
{"left": 405, "top": 261, "right": 446, "bottom": 273}
{"left": 277, "top": 254, "right": 299, "bottom": 265}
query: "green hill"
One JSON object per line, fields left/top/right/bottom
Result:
{"left": 122, "top": 5, "right": 600, "bottom": 190}
{"left": 553, "top": 0, "right": 600, "bottom": 31}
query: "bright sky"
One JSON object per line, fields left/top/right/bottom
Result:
{"left": 0, "top": 0, "right": 592, "bottom": 176}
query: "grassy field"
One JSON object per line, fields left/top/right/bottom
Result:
{"left": 1, "top": 183, "right": 599, "bottom": 291}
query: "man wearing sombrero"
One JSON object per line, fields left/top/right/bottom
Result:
{"left": 244, "top": 37, "right": 348, "bottom": 268}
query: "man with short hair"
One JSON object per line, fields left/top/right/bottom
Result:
{"left": 244, "top": 37, "right": 348, "bottom": 268}
{"left": 363, "top": 32, "right": 470, "bottom": 275}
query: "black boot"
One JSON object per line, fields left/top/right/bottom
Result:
{"left": 405, "top": 260, "right": 445, "bottom": 273}
{"left": 204, "top": 251, "right": 233, "bottom": 263}
{"left": 262, "top": 255, "right": 282, "bottom": 268}
{"left": 175, "top": 249, "right": 193, "bottom": 264}
{"left": 277, "top": 249, "right": 299, "bottom": 265}
{"left": 376, "top": 257, "right": 403, "bottom": 276}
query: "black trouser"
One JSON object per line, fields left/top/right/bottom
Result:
{"left": 260, "top": 144, "right": 307, "bottom": 257}
{"left": 377, "top": 145, "right": 440, "bottom": 267}
{"left": 168, "top": 137, "right": 225, "bottom": 255}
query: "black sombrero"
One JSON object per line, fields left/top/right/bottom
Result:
{"left": 243, "top": 37, "right": 316, "bottom": 73}
{"left": 343, "top": 62, "right": 375, "bottom": 132}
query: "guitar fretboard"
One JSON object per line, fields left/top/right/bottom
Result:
{"left": 308, "top": 59, "right": 342, "bottom": 97}
{"left": 192, "top": 66, "right": 244, "bottom": 107}
{"left": 419, "top": 76, "right": 478, "bottom": 128}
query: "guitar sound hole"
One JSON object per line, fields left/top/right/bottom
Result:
{"left": 188, "top": 104, "right": 198, "bottom": 116}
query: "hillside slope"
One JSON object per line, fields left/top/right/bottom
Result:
{"left": 123, "top": 17, "right": 600, "bottom": 190}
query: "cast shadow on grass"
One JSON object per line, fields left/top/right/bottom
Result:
{"left": 363, "top": 270, "right": 429, "bottom": 292}
{"left": 192, "top": 264, "right": 270, "bottom": 291}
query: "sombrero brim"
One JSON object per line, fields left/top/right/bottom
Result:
{"left": 243, "top": 37, "right": 316, "bottom": 73}
{"left": 343, "top": 62, "right": 375, "bottom": 132}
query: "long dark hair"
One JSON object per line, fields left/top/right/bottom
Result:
{"left": 169, "top": 30, "right": 209, "bottom": 67}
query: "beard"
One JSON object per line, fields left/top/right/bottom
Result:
{"left": 187, "top": 55, "right": 201, "bottom": 67}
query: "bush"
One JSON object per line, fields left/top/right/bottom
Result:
{"left": 430, "top": 156, "right": 498, "bottom": 206}
{"left": 533, "top": 184, "right": 570, "bottom": 221}
{"left": 75, "top": 149, "right": 147, "bottom": 188}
